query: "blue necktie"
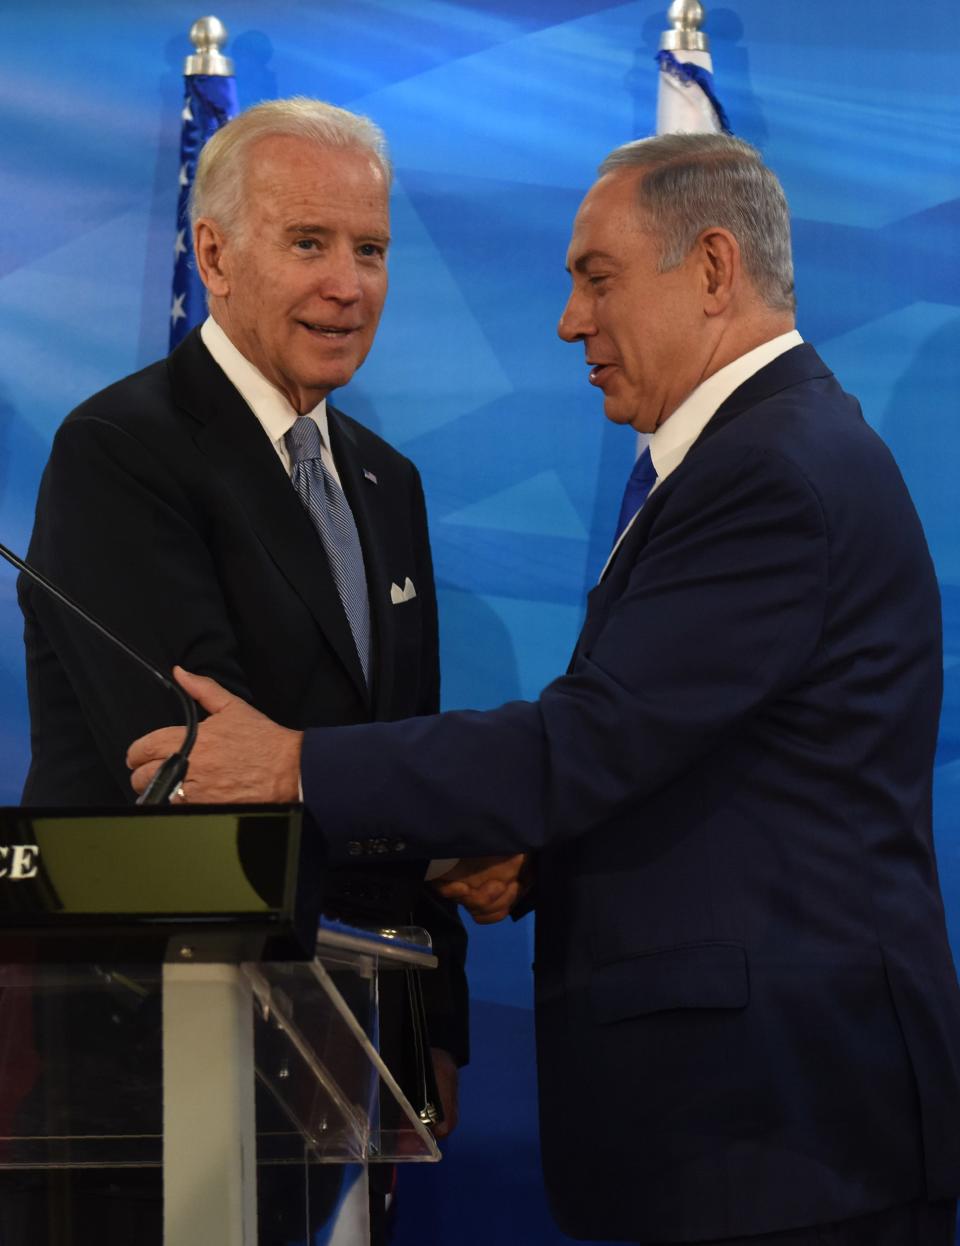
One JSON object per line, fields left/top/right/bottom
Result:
{"left": 613, "top": 447, "right": 657, "bottom": 543}
{"left": 285, "top": 418, "right": 371, "bottom": 685}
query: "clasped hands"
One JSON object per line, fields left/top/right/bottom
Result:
{"left": 126, "top": 667, "right": 529, "bottom": 924}
{"left": 432, "top": 854, "right": 529, "bottom": 924}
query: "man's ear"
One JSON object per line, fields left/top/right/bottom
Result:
{"left": 193, "top": 218, "right": 230, "bottom": 297}
{"left": 697, "top": 227, "right": 740, "bottom": 317}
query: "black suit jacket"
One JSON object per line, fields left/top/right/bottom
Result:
{"left": 19, "top": 326, "right": 467, "bottom": 1062}
{"left": 299, "top": 345, "right": 960, "bottom": 1240}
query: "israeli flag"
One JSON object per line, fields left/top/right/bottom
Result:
{"left": 656, "top": 47, "right": 731, "bottom": 135}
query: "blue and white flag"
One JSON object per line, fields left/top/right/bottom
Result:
{"left": 656, "top": 47, "right": 730, "bottom": 136}
{"left": 169, "top": 74, "right": 238, "bottom": 350}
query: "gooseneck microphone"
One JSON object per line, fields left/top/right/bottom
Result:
{"left": 0, "top": 541, "right": 197, "bottom": 805}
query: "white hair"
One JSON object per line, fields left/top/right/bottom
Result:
{"left": 190, "top": 96, "right": 391, "bottom": 236}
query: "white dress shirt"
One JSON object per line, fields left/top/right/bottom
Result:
{"left": 601, "top": 329, "right": 803, "bottom": 580}
{"left": 200, "top": 315, "right": 343, "bottom": 485}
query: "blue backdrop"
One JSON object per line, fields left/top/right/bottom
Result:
{"left": 0, "top": 3, "right": 957, "bottom": 1242}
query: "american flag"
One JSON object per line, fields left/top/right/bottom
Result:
{"left": 169, "top": 73, "right": 238, "bottom": 350}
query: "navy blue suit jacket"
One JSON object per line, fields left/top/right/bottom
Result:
{"left": 302, "top": 344, "right": 960, "bottom": 1241}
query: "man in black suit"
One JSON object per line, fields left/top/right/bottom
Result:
{"left": 18, "top": 98, "right": 466, "bottom": 1242}
{"left": 131, "top": 134, "right": 960, "bottom": 1245}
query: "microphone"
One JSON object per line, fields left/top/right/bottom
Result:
{"left": 0, "top": 541, "right": 198, "bottom": 805}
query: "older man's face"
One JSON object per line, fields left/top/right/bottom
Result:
{"left": 213, "top": 135, "right": 390, "bottom": 413}
{"left": 558, "top": 170, "right": 705, "bottom": 434}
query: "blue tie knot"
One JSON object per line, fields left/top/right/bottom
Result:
{"left": 285, "top": 416, "right": 324, "bottom": 467}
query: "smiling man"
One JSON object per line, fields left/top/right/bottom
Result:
{"left": 17, "top": 98, "right": 466, "bottom": 1245}
{"left": 197, "top": 130, "right": 389, "bottom": 416}
{"left": 129, "top": 134, "right": 960, "bottom": 1244}
{"left": 559, "top": 148, "right": 794, "bottom": 433}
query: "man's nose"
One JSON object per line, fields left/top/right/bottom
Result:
{"left": 557, "top": 289, "right": 591, "bottom": 342}
{"left": 319, "top": 247, "right": 363, "bottom": 303}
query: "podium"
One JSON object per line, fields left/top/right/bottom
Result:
{"left": 0, "top": 806, "right": 441, "bottom": 1245}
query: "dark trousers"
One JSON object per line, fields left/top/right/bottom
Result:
{"left": 692, "top": 1198, "right": 957, "bottom": 1246}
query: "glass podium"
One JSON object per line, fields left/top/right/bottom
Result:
{"left": 0, "top": 806, "right": 442, "bottom": 1246}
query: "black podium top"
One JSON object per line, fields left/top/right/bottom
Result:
{"left": 0, "top": 804, "right": 321, "bottom": 963}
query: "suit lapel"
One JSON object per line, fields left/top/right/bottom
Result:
{"left": 596, "top": 344, "right": 835, "bottom": 587}
{"left": 328, "top": 407, "right": 395, "bottom": 720}
{"left": 167, "top": 331, "right": 369, "bottom": 703}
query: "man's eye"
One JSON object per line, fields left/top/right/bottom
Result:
{"left": 295, "top": 238, "right": 318, "bottom": 251}
{"left": 588, "top": 273, "right": 609, "bottom": 287}
{"left": 358, "top": 243, "right": 385, "bottom": 259}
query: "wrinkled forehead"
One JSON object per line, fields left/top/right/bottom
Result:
{"left": 235, "top": 136, "right": 391, "bottom": 237}
{"left": 244, "top": 135, "right": 388, "bottom": 199}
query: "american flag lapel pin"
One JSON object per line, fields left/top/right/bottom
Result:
{"left": 363, "top": 468, "right": 378, "bottom": 484}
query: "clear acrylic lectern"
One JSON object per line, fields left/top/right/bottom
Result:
{"left": 0, "top": 805, "right": 441, "bottom": 1246}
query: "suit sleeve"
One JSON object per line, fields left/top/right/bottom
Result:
{"left": 301, "top": 444, "right": 830, "bottom": 860}
{"left": 21, "top": 414, "right": 254, "bottom": 799}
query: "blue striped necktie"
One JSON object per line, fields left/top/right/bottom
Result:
{"left": 285, "top": 417, "right": 371, "bottom": 685}
{"left": 613, "top": 447, "right": 657, "bottom": 544}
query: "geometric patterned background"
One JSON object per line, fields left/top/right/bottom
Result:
{"left": 0, "top": 3, "right": 957, "bottom": 1242}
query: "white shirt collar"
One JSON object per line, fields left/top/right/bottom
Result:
{"left": 200, "top": 315, "right": 331, "bottom": 452}
{"left": 649, "top": 329, "right": 803, "bottom": 486}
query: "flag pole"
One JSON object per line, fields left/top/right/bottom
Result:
{"left": 660, "top": 0, "right": 709, "bottom": 54}
{"left": 184, "top": 15, "right": 234, "bottom": 76}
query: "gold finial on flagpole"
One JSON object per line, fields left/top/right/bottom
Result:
{"left": 185, "top": 16, "right": 234, "bottom": 77}
{"left": 660, "top": 0, "right": 709, "bottom": 53}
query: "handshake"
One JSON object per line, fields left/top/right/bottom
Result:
{"left": 432, "top": 854, "right": 530, "bottom": 924}
{"left": 125, "top": 668, "right": 532, "bottom": 923}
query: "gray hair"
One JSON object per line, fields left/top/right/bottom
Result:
{"left": 190, "top": 96, "right": 392, "bottom": 236}
{"left": 599, "top": 133, "right": 795, "bottom": 313}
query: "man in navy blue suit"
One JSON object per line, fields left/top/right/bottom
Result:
{"left": 130, "top": 134, "right": 960, "bottom": 1245}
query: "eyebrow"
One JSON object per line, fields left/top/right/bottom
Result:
{"left": 286, "top": 223, "right": 391, "bottom": 246}
{"left": 567, "top": 249, "right": 618, "bottom": 275}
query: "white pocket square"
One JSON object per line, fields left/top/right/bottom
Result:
{"left": 390, "top": 577, "right": 417, "bottom": 605}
